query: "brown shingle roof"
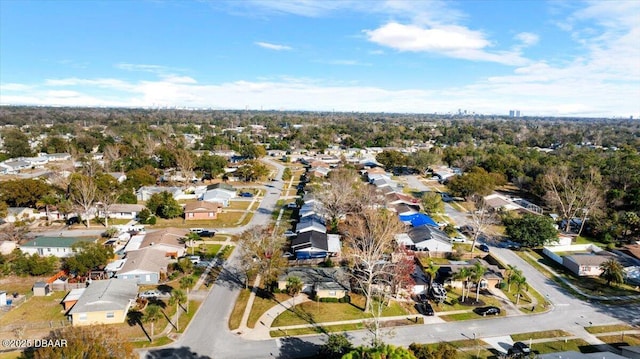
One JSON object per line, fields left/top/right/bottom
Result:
{"left": 184, "top": 201, "right": 222, "bottom": 213}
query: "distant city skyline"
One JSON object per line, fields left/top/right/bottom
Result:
{"left": 1, "top": 0, "right": 638, "bottom": 118}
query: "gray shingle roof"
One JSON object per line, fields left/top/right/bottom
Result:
{"left": 68, "top": 279, "right": 137, "bottom": 314}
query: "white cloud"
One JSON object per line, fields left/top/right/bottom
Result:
{"left": 2, "top": 72, "right": 637, "bottom": 117}
{"left": 515, "top": 32, "right": 539, "bottom": 47}
{"left": 255, "top": 41, "right": 293, "bottom": 51}
{"left": 365, "top": 22, "right": 529, "bottom": 65}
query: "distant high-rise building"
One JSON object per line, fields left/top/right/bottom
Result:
{"left": 509, "top": 110, "right": 515, "bottom": 117}
{"left": 516, "top": 110, "right": 521, "bottom": 117}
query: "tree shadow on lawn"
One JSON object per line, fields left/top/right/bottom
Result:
{"left": 127, "top": 310, "right": 151, "bottom": 342}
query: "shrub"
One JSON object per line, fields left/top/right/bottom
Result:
{"left": 147, "top": 216, "right": 157, "bottom": 225}
{"left": 450, "top": 298, "right": 459, "bottom": 306}
{"left": 339, "top": 295, "right": 351, "bottom": 303}
{"left": 319, "top": 297, "right": 339, "bottom": 303}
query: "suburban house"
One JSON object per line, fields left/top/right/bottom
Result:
{"left": 563, "top": 253, "right": 617, "bottom": 276}
{"left": 277, "top": 267, "right": 350, "bottom": 299}
{"left": 0, "top": 160, "right": 31, "bottom": 174}
{"left": 20, "top": 236, "right": 98, "bottom": 258}
{"left": 386, "top": 192, "right": 420, "bottom": 207}
{"left": 290, "top": 231, "right": 341, "bottom": 259}
{"left": 139, "top": 228, "right": 188, "bottom": 258}
{"left": 483, "top": 194, "right": 543, "bottom": 215}
{"left": 441, "top": 258, "right": 505, "bottom": 290}
{"left": 395, "top": 225, "right": 453, "bottom": 253}
{"left": 114, "top": 248, "right": 169, "bottom": 284}
{"left": 136, "top": 186, "right": 185, "bottom": 202}
{"left": 45, "top": 153, "right": 72, "bottom": 162}
{"left": 184, "top": 201, "right": 222, "bottom": 220}
{"left": 106, "top": 204, "right": 146, "bottom": 220}
{"left": 201, "top": 183, "right": 236, "bottom": 207}
{"left": 391, "top": 203, "right": 419, "bottom": 216}
{"left": 4, "top": 207, "right": 39, "bottom": 223}
{"left": 295, "top": 219, "right": 327, "bottom": 234}
{"left": 68, "top": 279, "right": 137, "bottom": 326}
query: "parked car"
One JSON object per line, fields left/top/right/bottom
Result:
{"left": 422, "top": 302, "right": 434, "bottom": 316}
{"left": 478, "top": 244, "right": 490, "bottom": 252}
{"left": 507, "top": 243, "right": 522, "bottom": 251}
{"left": 284, "top": 230, "right": 297, "bottom": 237}
{"left": 474, "top": 306, "right": 501, "bottom": 316}
{"left": 459, "top": 225, "right": 475, "bottom": 235}
{"left": 450, "top": 235, "right": 466, "bottom": 243}
{"left": 417, "top": 293, "right": 428, "bottom": 303}
{"left": 190, "top": 228, "right": 205, "bottom": 233}
{"left": 188, "top": 256, "right": 201, "bottom": 264}
{"left": 240, "top": 192, "right": 254, "bottom": 198}
{"left": 508, "top": 342, "right": 531, "bottom": 357}
{"left": 66, "top": 216, "right": 80, "bottom": 225}
{"left": 286, "top": 203, "right": 298, "bottom": 209}
{"left": 199, "top": 230, "right": 215, "bottom": 237}
{"left": 139, "top": 290, "right": 161, "bottom": 299}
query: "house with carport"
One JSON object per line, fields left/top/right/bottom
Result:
{"left": 277, "top": 267, "right": 350, "bottom": 299}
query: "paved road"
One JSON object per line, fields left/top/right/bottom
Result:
{"left": 141, "top": 172, "right": 635, "bottom": 358}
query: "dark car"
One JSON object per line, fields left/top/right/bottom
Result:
{"left": 240, "top": 192, "right": 254, "bottom": 198}
{"left": 478, "top": 244, "right": 490, "bottom": 252}
{"left": 416, "top": 302, "right": 434, "bottom": 316}
{"left": 417, "top": 293, "right": 428, "bottom": 303}
{"left": 474, "top": 306, "right": 501, "bottom": 316}
{"left": 507, "top": 243, "right": 522, "bottom": 251}
{"left": 508, "top": 342, "right": 531, "bottom": 356}
{"left": 199, "top": 230, "right": 215, "bottom": 237}
{"left": 66, "top": 216, "right": 80, "bottom": 225}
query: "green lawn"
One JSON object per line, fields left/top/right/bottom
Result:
{"left": 227, "top": 201, "right": 252, "bottom": 210}
{"left": 132, "top": 336, "right": 173, "bottom": 348}
{"left": 247, "top": 292, "right": 291, "bottom": 328}
{"left": 597, "top": 334, "right": 640, "bottom": 347}
{"left": 271, "top": 296, "right": 412, "bottom": 327}
{"left": 0, "top": 276, "right": 40, "bottom": 296}
{"left": 177, "top": 300, "right": 201, "bottom": 333}
{"left": 269, "top": 317, "right": 423, "bottom": 337}
{"left": 433, "top": 287, "right": 504, "bottom": 312}
{"left": 0, "top": 291, "right": 67, "bottom": 326}
{"left": 511, "top": 330, "right": 572, "bottom": 341}
{"left": 194, "top": 243, "right": 221, "bottom": 259}
{"left": 585, "top": 324, "right": 636, "bottom": 334}
{"left": 529, "top": 339, "right": 596, "bottom": 354}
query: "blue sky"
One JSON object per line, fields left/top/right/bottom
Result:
{"left": 1, "top": 0, "right": 638, "bottom": 117}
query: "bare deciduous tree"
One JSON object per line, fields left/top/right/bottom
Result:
{"left": 103, "top": 144, "right": 121, "bottom": 172}
{"left": 312, "top": 168, "right": 361, "bottom": 230}
{"left": 71, "top": 175, "right": 97, "bottom": 228}
{"left": 97, "top": 190, "right": 119, "bottom": 228}
{"left": 342, "top": 208, "right": 405, "bottom": 313}
{"left": 469, "top": 196, "right": 497, "bottom": 253}
{"left": 236, "top": 225, "right": 287, "bottom": 288}
{"left": 175, "top": 149, "right": 195, "bottom": 182}
{"left": 543, "top": 166, "right": 604, "bottom": 234}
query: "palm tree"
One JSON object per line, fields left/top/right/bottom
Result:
{"left": 470, "top": 262, "right": 486, "bottom": 303}
{"left": 453, "top": 267, "right": 471, "bottom": 302}
{"left": 513, "top": 274, "right": 529, "bottom": 305}
{"left": 179, "top": 275, "right": 196, "bottom": 312}
{"left": 286, "top": 276, "right": 303, "bottom": 306}
{"left": 506, "top": 265, "right": 522, "bottom": 292}
{"left": 423, "top": 261, "right": 440, "bottom": 290}
{"left": 143, "top": 304, "right": 163, "bottom": 339}
{"left": 169, "top": 289, "right": 187, "bottom": 331}
{"left": 600, "top": 259, "right": 624, "bottom": 287}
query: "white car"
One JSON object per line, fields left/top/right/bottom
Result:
{"left": 283, "top": 230, "right": 297, "bottom": 237}
{"left": 450, "top": 236, "right": 466, "bottom": 243}
{"left": 139, "top": 290, "right": 161, "bottom": 299}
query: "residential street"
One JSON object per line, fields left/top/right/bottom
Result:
{"left": 139, "top": 172, "right": 636, "bottom": 358}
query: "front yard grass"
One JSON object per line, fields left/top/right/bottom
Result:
{"left": 132, "top": 336, "right": 173, "bottom": 348}
{"left": 271, "top": 295, "right": 413, "bottom": 327}
{"left": 177, "top": 300, "right": 201, "bottom": 333}
{"left": 585, "top": 324, "right": 636, "bottom": 334}
{"left": 147, "top": 211, "right": 247, "bottom": 229}
{"left": 511, "top": 330, "right": 572, "bottom": 341}
{"left": 247, "top": 291, "right": 291, "bottom": 328}
{"left": 529, "top": 339, "right": 596, "bottom": 354}
{"left": 597, "top": 334, "right": 640, "bottom": 347}
{"left": 269, "top": 317, "right": 423, "bottom": 337}
{"left": 227, "top": 201, "right": 252, "bottom": 210}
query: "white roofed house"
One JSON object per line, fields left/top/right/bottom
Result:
{"left": 0, "top": 160, "right": 31, "bottom": 174}
{"left": 114, "top": 248, "right": 169, "bottom": 284}
{"left": 106, "top": 204, "right": 146, "bottom": 220}
{"left": 395, "top": 225, "right": 453, "bottom": 253}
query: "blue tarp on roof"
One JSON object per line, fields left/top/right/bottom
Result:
{"left": 399, "top": 213, "right": 438, "bottom": 227}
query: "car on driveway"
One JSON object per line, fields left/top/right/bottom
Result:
{"left": 240, "top": 192, "right": 254, "bottom": 198}
{"left": 199, "top": 230, "right": 215, "bottom": 237}
{"left": 139, "top": 290, "right": 161, "bottom": 299}
{"left": 416, "top": 293, "right": 428, "bottom": 303}
{"left": 416, "top": 302, "right": 434, "bottom": 316}
{"left": 66, "top": 216, "right": 80, "bottom": 225}
{"left": 507, "top": 243, "right": 522, "bottom": 251}
{"left": 478, "top": 244, "right": 490, "bottom": 252}
{"left": 508, "top": 342, "right": 531, "bottom": 357}
{"left": 474, "top": 306, "right": 501, "bottom": 316}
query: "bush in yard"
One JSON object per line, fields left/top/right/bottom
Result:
{"left": 339, "top": 295, "right": 351, "bottom": 303}
{"left": 147, "top": 216, "right": 157, "bottom": 225}
{"left": 449, "top": 298, "right": 459, "bottom": 306}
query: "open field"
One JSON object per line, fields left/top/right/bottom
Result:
{"left": 0, "top": 291, "right": 67, "bottom": 327}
